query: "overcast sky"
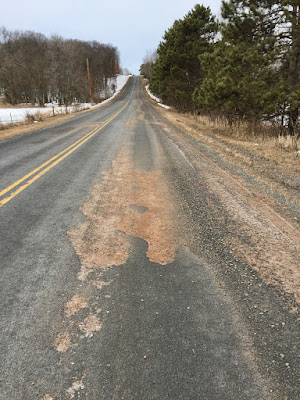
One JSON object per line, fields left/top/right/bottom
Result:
{"left": 1, "top": 0, "right": 222, "bottom": 74}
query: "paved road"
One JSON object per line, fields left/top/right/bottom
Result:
{"left": 0, "top": 77, "right": 298, "bottom": 399}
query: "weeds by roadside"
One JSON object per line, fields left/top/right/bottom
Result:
{"left": 173, "top": 113, "right": 299, "bottom": 158}
{"left": 0, "top": 112, "right": 76, "bottom": 141}
{"left": 0, "top": 105, "right": 87, "bottom": 137}
{"left": 25, "top": 110, "right": 50, "bottom": 124}
{"left": 192, "top": 114, "right": 299, "bottom": 152}
{"left": 160, "top": 109, "right": 300, "bottom": 200}
{"left": 275, "top": 135, "right": 299, "bottom": 153}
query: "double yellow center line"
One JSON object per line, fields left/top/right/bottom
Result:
{"left": 0, "top": 101, "right": 129, "bottom": 208}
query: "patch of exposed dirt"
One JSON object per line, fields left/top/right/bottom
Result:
{"left": 92, "top": 279, "right": 111, "bottom": 290}
{"left": 206, "top": 178, "right": 300, "bottom": 302}
{"left": 66, "top": 378, "right": 85, "bottom": 398}
{"left": 68, "top": 145, "right": 178, "bottom": 280}
{"left": 64, "top": 295, "right": 88, "bottom": 317}
{"left": 79, "top": 314, "right": 102, "bottom": 338}
{"left": 54, "top": 332, "right": 71, "bottom": 352}
{"left": 125, "top": 114, "right": 137, "bottom": 130}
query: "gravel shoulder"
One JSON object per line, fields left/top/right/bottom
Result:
{"left": 142, "top": 92, "right": 300, "bottom": 398}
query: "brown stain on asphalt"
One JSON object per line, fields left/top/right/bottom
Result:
{"left": 55, "top": 108, "right": 178, "bottom": 359}
{"left": 206, "top": 177, "right": 300, "bottom": 303}
{"left": 55, "top": 134, "right": 178, "bottom": 389}
{"left": 64, "top": 294, "right": 88, "bottom": 317}
{"left": 68, "top": 145, "right": 177, "bottom": 280}
{"left": 79, "top": 314, "right": 102, "bottom": 338}
{"left": 137, "top": 113, "right": 145, "bottom": 120}
{"left": 66, "top": 377, "right": 85, "bottom": 398}
{"left": 125, "top": 114, "right": 136, "bottom": 129}
{"left": 54, "top": 332, "right": 71, "bottom": 352}
{"left": 92, "top": 279, "right": 111, "bottom": 290}
{"left": 47, "top": 85, "right": 179, "bottom": 394}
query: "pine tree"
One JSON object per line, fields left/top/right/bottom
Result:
{"left": 194, "top": 0, "right": 299, "bottom": 133}
{"left": 150, "top": 5, "right": 218, "bottom": 112}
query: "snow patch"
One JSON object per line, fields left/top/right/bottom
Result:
{"left": 145, "top": 85, "right": 170, "bottom": 110}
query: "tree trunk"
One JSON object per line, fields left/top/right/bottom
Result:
{"left": 288, "top": 3, "right": 300, "bottom": 135}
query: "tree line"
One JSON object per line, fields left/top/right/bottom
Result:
{"left": 0, "top": 27, "right": 121, "bottom": 106}
{"left": 141, "top": 1, "right": 300, "bottom": 135}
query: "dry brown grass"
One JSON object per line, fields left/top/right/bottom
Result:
{"left": 163, "top": 111, "right": 300, "bottom": 173}
{"left": 0, "top": 112, "right": 78, "bottom": 141}
{"left": 191, "top": 114, "right": 299, "bottom": 147}
{"left": 140, "top": 76, "right": 299, "bottom": 179}
{"left": 275, "top": 135, "right": 299, "bottom": 152}
{"left": 141, "top": 76, "right": 300, "bottom": 158}
{"left": 25, "top": 110, "right": 51, "bottom": 123}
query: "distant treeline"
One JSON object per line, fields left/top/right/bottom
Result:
{"left": 141, "top": 2, "right": 300, "bottom": 135}
{"left": 0, "top": 27, "right": 121, "bottom": 106}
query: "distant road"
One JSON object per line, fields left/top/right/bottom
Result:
{"left": 0, "top": 77, "right": 298, "bottom": 399}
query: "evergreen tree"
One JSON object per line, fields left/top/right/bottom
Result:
{"left": 194, "top": 0, "right": 299, "bottom": 133}
{"left": 150, "top": 5, "right": 218, "bottom": 112}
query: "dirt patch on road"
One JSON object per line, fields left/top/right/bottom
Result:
{"left": 66, "top": 378, "right": 85, "bottom": 398}
{"left": 64, "top": 295, "right": 88, "bottom": 317}
{"left": 79, "top": 314, "right": 102, "bottom": 338}
{"left": 69, "top": 145, "right": 177, "bottom": 278}
{"left": 54, "top": 332, "right": 71, "bottom": 352}
{"left": 206, "top": 178, "right": 300, "bottom": 302}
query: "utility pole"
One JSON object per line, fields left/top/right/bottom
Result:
{"left": 86, "top": 58, "right": 93, "bottom": 106}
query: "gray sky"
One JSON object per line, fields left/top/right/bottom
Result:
{"left": 1, "top": 0, "right": 222, "bottom": 74}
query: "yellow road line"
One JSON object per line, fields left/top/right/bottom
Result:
{"left": 0, "top": 101, "right": 129, "bottom": 208}
{"left": 0, "top": 105, "right": 125, "bottom": 199}
{"left": 0, "top": 126, "right": 98, "bottom": 198}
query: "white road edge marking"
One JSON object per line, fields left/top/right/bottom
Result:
{"left": 167, "top": 135, "right": 195, "bottom": 170}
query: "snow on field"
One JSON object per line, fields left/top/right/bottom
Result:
{"left": 0, "top": 106, "right": 88, "bottom": 124}
{"left": 145, "top": 85, "right": 170, "bottom": 110}
{"left": 0, "top": 75, "right": 130, "bottom": 125}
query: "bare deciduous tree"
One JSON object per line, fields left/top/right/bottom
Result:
{"left": 0, "top": 27, "right": 121, "bottom": 106}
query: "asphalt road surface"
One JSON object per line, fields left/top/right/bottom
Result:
{"left": 0, "top": 77, "right": 299, "bottom": 399}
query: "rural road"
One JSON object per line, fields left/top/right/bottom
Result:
{"left": 0, "top": 77, "right": 299, "bottom": 399}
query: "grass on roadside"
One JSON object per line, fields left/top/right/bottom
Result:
{"left": 162, "top": 111, "right": 300, "bottom": 177}
{"left": 25, "top": 110, "right": 51, "bottom": 123}
{"left": 192, "top": 114, "right": 299, "bottom": 152}
{"left": 0, "top": 105, "right": 94, "bottom": 141}
{"left": 0, "top": 112, "right": 77, "bottom": 141}
{"left": 141, "top": 76, "right": 299, "bottom": 156}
